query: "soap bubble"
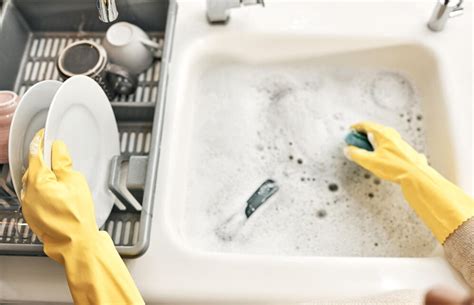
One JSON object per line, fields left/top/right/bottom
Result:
{"left": 370, "top": 72, "right": 416, "bottom": 111}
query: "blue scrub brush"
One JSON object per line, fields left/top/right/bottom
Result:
{"left": 345, "top": 131, "right": 374, "bottom": 151}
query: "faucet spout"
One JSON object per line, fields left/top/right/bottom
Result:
{"left": 427, "top": 0, "right": 463, "bottom": 32}
{"left": 207, "top": 0, "right": 265, "bottom": 24}
{"left": 97, "top": 0, "right": 119, "bottom": 23}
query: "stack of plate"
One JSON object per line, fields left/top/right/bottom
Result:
{"left": 9, "top": 76, "right": 120, "bottom": 227}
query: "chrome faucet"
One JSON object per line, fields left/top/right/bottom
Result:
{"left": 207, "top": 0, "right": 265, "bottom": 23}
{"left": 427, "top": 0, "right": 463, "bottom": 32}
{"left": 97, "top": 0, "right": 119, "bottom": 23}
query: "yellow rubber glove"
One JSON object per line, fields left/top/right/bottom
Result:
{"left": 344, "top": 121, "right": 474, "bottom": 244}
{"left": 21, "top": 129, "right": 145, "bottom": 305}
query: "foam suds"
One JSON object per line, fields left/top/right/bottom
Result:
{"left": 183, "top": 63, "right": 436, "bottom": 257}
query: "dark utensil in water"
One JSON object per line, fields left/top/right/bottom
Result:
{"left": 245, "top": 179, "right": 279, "bottom": 218}
{"left": 215, "top": 179, "right": 279, "bottom": 241}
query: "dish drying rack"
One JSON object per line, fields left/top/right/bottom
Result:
{"left": 0, "top": 0, "right": 176, "bottom": 257}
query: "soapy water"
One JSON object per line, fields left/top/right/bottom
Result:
{"left": 183, "top": 63, "right": 436, "bottom": 257}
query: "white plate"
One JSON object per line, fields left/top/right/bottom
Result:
{"left": 44, "top": 75, "right": 120, "bottom": 228}
{"left": 9, "top": 80, "right": 62, "bottom": 198}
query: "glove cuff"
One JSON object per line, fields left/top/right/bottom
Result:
{"left": 58, "top": 231, "right": 145, "bottom": 305}
{"left": 400, "top": 166, "right": 474, "bottom": 243}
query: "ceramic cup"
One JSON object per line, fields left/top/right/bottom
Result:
{"left": 0, "top": 91, "right": 19, "bottom": 164}
{"left": 103, "top": 22, "right": 162, "bottom": 75}
{"left": 57, "top": 40, "right": 138, "bottom": 100}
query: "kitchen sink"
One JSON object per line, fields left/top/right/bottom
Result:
{"left": 176, "top": 38, "right": 452, "bottom": 257}
{"left": 140, "top": 1, "right": 470, "bottom": 302}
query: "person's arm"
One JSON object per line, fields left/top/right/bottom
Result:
{"left": 425, "top": 287, "right": 473, "bottom": 305}
{"left": 21, "top": 130, "right": 145, "bottom": 305}
{"left": 443, "top": 218, "right": 474, "bottom": 288}
{"left": 344, "top": 121, "right": 474, "bottom": 287}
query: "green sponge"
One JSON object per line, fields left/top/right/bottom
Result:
{"left": 345, "top": 131, "right": 374, "bottom": 151}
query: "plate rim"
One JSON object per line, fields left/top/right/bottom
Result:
{"left": 8, "top": 80, "right": 63, "bottom": 199}
{"left": 43, "top": 75, "right": 120, "bottom": 228}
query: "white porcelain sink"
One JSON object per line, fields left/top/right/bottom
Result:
{"left": 144, "top": 1, "right": 471, "bottom": 302}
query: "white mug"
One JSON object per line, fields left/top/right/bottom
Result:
{"left": 103, "top": 22, "right": 161, "bottom": 75}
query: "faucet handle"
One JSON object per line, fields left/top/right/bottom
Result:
{"left": 97, "top": 0, "right": 119, "bottom": 23}
{"left": 207, "top": 0, "right": 265, "bottom": 23}
{"left": 449, "top": 2, "right": 464, "bottom": 18}
{"left": 242, "top": 0, "right": 265, "bottom": 7}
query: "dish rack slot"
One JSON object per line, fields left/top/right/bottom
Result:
{"left": 15, "top": 32, "right": 164, "bottom": 103}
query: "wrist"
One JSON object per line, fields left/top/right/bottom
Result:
{"left": 399, "top": 161, "right": 474, "bottom": 243}
{"left": 69, "top": 229, "right": 109, "bottom": 253}
{"left": 44, "top": 228, "right": 104, "bottom": 262}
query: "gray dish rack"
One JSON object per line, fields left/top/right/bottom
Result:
{"left": 0, "top": 0, "right": 176, "bottom": 257}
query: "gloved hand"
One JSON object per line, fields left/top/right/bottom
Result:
{"left": 21, "top": 129, "right": 145, "bottom": 305}
{"left": 344, "top": 121, "right": 474, "bottom": 243}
